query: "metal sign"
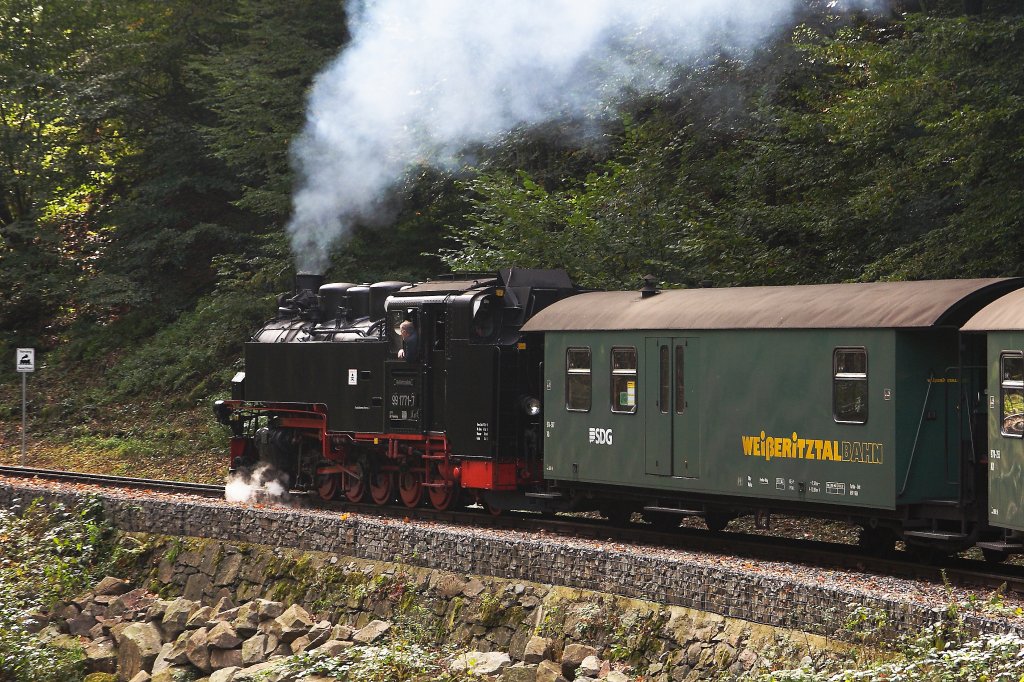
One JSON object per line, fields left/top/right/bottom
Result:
{"left": 16, "top": 348, "right": 34, "bottom": 372}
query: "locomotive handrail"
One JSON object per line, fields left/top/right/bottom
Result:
{"left": 898, "top": 371, "right": 935, "bottom": 497}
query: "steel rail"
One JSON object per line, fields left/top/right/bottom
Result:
{"left": 0, "top": 465, "right": 225, "bottom": 497}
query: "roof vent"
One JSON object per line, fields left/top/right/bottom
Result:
{"left": 641, "top": 274, "right": 659, "bottom": 298}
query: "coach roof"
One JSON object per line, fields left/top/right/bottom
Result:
{"left": 522, "top": 278, "right": 1024, "bottom": 332}
{"left": 963, "top": 286, "right": 1024, "bottom": 331}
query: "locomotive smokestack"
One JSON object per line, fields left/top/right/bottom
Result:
{"left": 294, "top": 273, "right": 325, "bottom": 295}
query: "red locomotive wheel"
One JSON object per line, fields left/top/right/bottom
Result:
{"left": 398, "top": 471, "right": 423, "bottom": 508}
{"left": 428, "top": 483, "right": 460, "bottom": 511}
{"left": 343, "top": 463, "right": 367, "bottom": 503}
{"left": 369, "top": 470, "right": 395, "bottom": 505}
{"left": 317, "top": 473, "right": 340, "bottom": 501}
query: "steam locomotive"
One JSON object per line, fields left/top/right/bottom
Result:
{"left": 215, "top": 269, "right": 1024, "bottom": 562}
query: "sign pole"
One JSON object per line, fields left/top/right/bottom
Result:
{"left": 15, "top": 347, "right": 35, "bottom": 467}
{"left": 21, "top": 372, "right": 26, "bottom": 466}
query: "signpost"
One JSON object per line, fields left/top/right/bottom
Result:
{"left": 16, "top": 348, "right": 34, "bottom": 466}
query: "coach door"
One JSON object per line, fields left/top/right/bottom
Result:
{"left": 645, "top": 338, "right": 700, "bottom": 478}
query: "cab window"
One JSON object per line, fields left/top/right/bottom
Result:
{"left": 566, "top": 347, "right": 591, "bottom": 412}
{"left": 1001, "top": 352, "right": 1024, "bottom": 437}
{"left": 833, "top": 348, "right": 867, "bottom": 424}
{"left": 611, "top": 347, "right": 638, "bottom": 414}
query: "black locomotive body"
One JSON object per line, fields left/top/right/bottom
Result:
{"left": 216, "top": 268, "right": 578, "bottom": 510}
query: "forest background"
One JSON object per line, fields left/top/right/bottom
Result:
{"left": 0, "top": 0, "right": 1021, "bottom": 479}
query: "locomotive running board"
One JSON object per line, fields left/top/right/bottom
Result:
{"left": 524, "top": 491, "right": 563, "bottom": 499}
{"left": 643, "top": 505, "right": 704, "bottom": 517}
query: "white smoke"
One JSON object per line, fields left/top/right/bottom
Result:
{"left": 287, "top": 0, "right": 880, "bottom": 272}
{"left": 225, "top": 463, "right": 291, "bottom": 504}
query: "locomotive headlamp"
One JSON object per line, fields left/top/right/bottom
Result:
{"left": 521, "top": 396, "right": 542, "bottom": 417}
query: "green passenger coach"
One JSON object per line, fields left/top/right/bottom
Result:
{"left": 522, "top": 278, "right": 1022, "bottom": 552}
{"left": 963, "top": 287, "right": 1024, "bottom": 556}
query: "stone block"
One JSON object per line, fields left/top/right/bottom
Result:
{"left": 451, "top": 651, "right": 511, "bottom": 676}
{"left": 561, "top": 643, "right": 597, "bottom": 676}
{"left": 579, "top": 655, "right": 602, "bottom": 678}
{"left": 523, "top": 635, "right": 553, "bottom": 663}
{"left": 183, "top": 572, "right": 212, "bottom": 602}
{"left": 275, "top": 603, "right": 313, "bottom": 642}
{"left": 150, "top": 666, "right": 195, "bottom": 682}
{"left": 94, "top": 577, "right": 132, "bottom": 596}
{"left": 161, "top": 598, "right": 198, "bottom": 641}
{"left": 210, "top": 647, "right": 244, "bottom": 670}
{"left": 210, "top": 667, "right": 240, "bottom": 682}
{"left": 68, "top": 612, "right": 98, "bottom": 637}
{"left": 185, "top": 606, "right": 213, "bottom": 630}
{"left": 255, "top": 599, "right": 284, "bottom": 620}
{"left": 212, "top": 596, "right": 236, "bottom": 616}
{"left": 185, "top": 627, "right": 211, "bottom": 673}
{"left": 207, "top": 620, "right": 242, "bottom": 649}
{"left": 352, "top": 619, "right": 391, "bottom": 644}
{"left": 536, "top": 659, "right": 568, "bottom": 682}
{"left": 499, "top": 663, "right": 538, "bottom": 682}
{"left": 289, "top": 634, "right": 311, "bottom": 654}
{"left": 231, "top": 603, "right": 260, "bottom": 637}
{"left": 117, "top": 622, "right": 164, "bottom": 681}
{"left": 241, "top": 634, "right": 268, "bottom": 666}
{"left": 84, "top": 637, "right": 117, "bottom": 674}
{"left": 313, "top": 639, "right": 354, "bottom": 656}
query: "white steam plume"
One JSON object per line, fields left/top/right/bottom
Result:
{"left": 288, "top": 0, "right": 878, "bottom": 272}
{"left": 225, "top": 463, "right": 291, "bottom": 504}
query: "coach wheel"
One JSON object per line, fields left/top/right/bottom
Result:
{"left": 428, "top": 483, "right": 460, "bottom": 511}
{"left": 342, "top": 463, "right": 367, "bottom": 503}
{"left": 398, "top": 471, "right": 424, "bottom": 508}
{"left": 857, "top": 526, "right": 895, "bottom": 556}
{"left": 982, "top": 547, "right": 1009, "bottom": 564}
{"left": 369, "top": 470, "right": 395, "bottom": 505}
{"left": 483, "top": 497, "right": 503, "bottom": 516}
{"left": 317, "top": 473, "right": 340, "bottom": 502}
{"left": 642, "top": 511, "right": 679, "bottom": 532}
{"left": 601, "top": 506, "right": 632, "bottom": 526}
{"left": 704, "top": 510, "right": 732, "bottom": 533}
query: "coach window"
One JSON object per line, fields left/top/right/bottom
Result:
{"left": 566, "top": 347, "right": 592, "bottom": 412}
{"left": 1000, "top": 352, "right": 1024, "bottom": 437}
{"left": 611, "top": 347, "right": 638, "bottom": 414}
{"left": 833, "top": 347, "right": 867, "bottom": 424}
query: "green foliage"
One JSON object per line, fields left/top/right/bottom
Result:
{"left": 101, "top": 289, "right": 272, "bottom": 402}
{"left": 188, "top": 0, "right": 348, "bottom": 221}
{"left": 0, "top": 496, "right": 117, "bottom": 682}
{"left": 284, "top": 642, "right": 475, "bottom": 682}
{"left": 746, "top": 592, "right": 1024, "bottom": 681}
{"left": 445, "top": 10, "right": 1024, "bottom": 288}
{"left": 444, "top": 117, "right": 698, "bottom": 290}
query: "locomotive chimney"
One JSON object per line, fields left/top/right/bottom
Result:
{"left": 294, "top": 272, "right": 325, "bottom": 295}
{"left": 640, "top": 274, "right": 659, "bottom": 298}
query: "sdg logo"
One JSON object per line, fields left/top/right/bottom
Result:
{"left": 588, "top": 427, "right": 613, "bottom": 445}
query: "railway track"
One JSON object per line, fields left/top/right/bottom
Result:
{"left": 2, "top": 464, "right": 1023, "bottom": 598}
{"left": 0, "top": 465, "right": 226, "bottom": 498}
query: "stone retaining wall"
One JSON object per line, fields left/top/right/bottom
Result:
{"left": 1, "top": 482, "right": 1015, "bottom": 642}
